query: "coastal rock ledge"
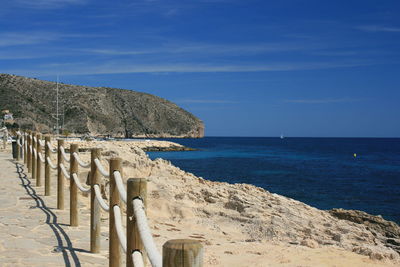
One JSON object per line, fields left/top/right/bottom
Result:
{"left": 329, "top": 208, "right": 400, "bottom": 256}
{"left": 61, "top": 140, "right": 400, "bottom": 266}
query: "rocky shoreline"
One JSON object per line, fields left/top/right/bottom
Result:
{"left": 56, "top": 139, "right": 399, "bottom": 266}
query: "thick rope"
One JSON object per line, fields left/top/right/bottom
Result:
{"left": 93, "top": 184, "right": 109, "bottom": 212}
{"left": 17, "top": 138, "right": 23, "bottom": 147}
{"left": 114, "top": 171, "right": 127, "bottom": 203}
{"left": 47, "top": 142, "right": 57, "bottom": 153}
{"left": 59, "top": 163, "right": 71, "bottom": 179}
{"left": 132, "top": 251, "right": 145, "bottom": 267}
{"left": 73, "top": 152, "right": 91, "bottom": 168}
{"left": 60, "top": 146, "right": 70, "bottom": 162}
{"left": 72, "top": 173, "right": 91, "bottom": 192}
{"left": 47, "top": 156, "right": 57, "bottom": 169}
{"left": 133, "top": 199, "right": 162, "bottom": 267}
{"left": 94, "top": 158, "right": 109, "bottom": 178}
{"left": 39, "top": 139, "right": 45, "bottom": 147}
{"left": 38, "top": 152, "right": 46, "bottom": 163}
{"left": 113, "top": 205, "right": 127, "bottom": 253}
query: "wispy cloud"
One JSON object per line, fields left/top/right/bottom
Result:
{"left": 0, "top": 32, "right": 59, "bottom": 47}
{"left": 284, "top": 98, "right": 363, "bottom": 104}
{"left": 355, "top": 25, "right": 400, "bottom": 33}
{"left": 14, "top": 0, "right": 87, "bottom": 9}
{"left": 176, "top": 99, "right": 237, "bottom": 104}
{"left": 82, "top": 42, "right": 320, "bottom": 57}
{"left": 0, "top": 31, "right": 108, "bottom": 47}
{"left": 3, "top": 60, "right": 374, "bottom": 77}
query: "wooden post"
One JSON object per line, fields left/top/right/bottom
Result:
{"left": 16, "top": 134, "right": 20, "bottom": 161}
{"left": 45, "top": 136, "right": 51, "bottom": 196}
{"left": 27, "top": 131, "right": 31, "bottom": 173}
{"left": 23, "top": 132, "right": 27, "bottom": 164}
{"left": 2, "top": 129, "right": 5, "bottom": 149}
{"left": 19, "top": 131, "right": 23, "bottom": 161}
{"left": 31, "top": 132, "right": 37, "bottom": 181}
{"left": 109, "top": 157, "right": 122, "bottom": 267}
{"left": 90, "top": 148, "right": 101, "bottom": 253}
{"left": 163, "top": 239, "right": 204, "bottom": 267}
{"left": 70, "top": 144, "right": 78, "bottom": 226}
{"left": 127, "top": 178, "right": 147, "bottom": 267}
{"left": 57, "top": 139, "right": 65, "bottom": 210}
{"left": 36, "top": 134, "right": 42, "bottom": 187}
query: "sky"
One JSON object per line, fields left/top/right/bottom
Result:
{"left": 0, "top": 0, "right": 399, "bottom": 137}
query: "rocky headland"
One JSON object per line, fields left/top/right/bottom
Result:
{"left": 56, "top": 139, "right": 399, "bottom": 266}
{"left": 0, "top": 73, "right": 204, "bottom": 138}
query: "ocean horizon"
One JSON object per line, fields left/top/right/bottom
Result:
{"left": 147, "top": 136, "right": 400, "bottom": 224}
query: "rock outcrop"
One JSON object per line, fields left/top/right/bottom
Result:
{"left": 60, "top": 140, "right": 400, "bottom": 265}
{"left": 330, "top": 208, "right": 400, "bottom": 255}
{"left": 0, "top": 73, "right": 204, "bottom": 138}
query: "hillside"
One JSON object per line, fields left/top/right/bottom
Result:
{"left": 0, "top": 74, "right": 204, "bottom": 137}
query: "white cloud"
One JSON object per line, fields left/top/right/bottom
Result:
{"left": 176, "top": 99, "right": 237, "bottom": 104}
{"left": 355, "top": 25, "right": 400, "bottom": 33}
{"left": 0, "top": 32, "right": 108, "bottom": 47}
{"left": 284, "top": 98, "right": 363, "bottom": 104}
{"left": 14, "top": 0, "right": 87, "bottom": 9}
{"left": 82, "top": 42, "right": 317, "bottom": 57}
{"left": 0, "top": 32, "right": 59, "bottom": 47}
{"left": 3, "top": 60, "right": 373, "bottom": 77}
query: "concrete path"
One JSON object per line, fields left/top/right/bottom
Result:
{"left": 0, "top": 150, "right": 109, "bottom": 266}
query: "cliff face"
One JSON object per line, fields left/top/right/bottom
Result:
{"left": 0, "top": 74, "right": 204, "bottom": 137}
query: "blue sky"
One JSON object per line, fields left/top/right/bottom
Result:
{"left": 1, "top": 0, "right": 399, "bottom": 137}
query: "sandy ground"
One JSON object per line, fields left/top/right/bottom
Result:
{"left": 0, "top": 141, "right": 399, "bottom": 266}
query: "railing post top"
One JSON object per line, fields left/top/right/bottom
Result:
{"left": 110, "top": 157, "right": 122, "bottom": 163}
{"left": 91, "top": 147, "right": 102, "bottom": 153}
{"left": 70, "top": 143, "right": 78, "bottom": 151}
{"left": 58, "top": 139, "right": 65, "bottom": 144}
{"left": 45, "top": 135, "right": 51, "bottom": 141}
{"left": 110, "top": 157, "right": 122, "bottom": 173}
{"left": 163, "top": 239, "right": 203, "bottom": 248}
{"left": 127, "top": 178, "right": 147, "bottom": 184}
{"left": 163, "top": 239, "right": 204, "bottom": 267}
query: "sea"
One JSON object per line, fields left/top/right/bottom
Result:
{"left": 147, "top": 137, "right": 400, "bottom": 224}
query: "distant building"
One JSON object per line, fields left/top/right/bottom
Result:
{"left": 2, "top": 110, "right": 14, "bottom": 124}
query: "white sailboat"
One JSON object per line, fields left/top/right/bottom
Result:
{"left": 280, "top": 133, "right": 284, "bottom": 139}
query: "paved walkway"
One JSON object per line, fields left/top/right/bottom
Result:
{"left": 0, "top": 150, "right": 108, "bottom": 266}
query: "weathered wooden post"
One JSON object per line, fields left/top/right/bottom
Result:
{"left": 27, "top": 131, "right": 31, "bottom": 173}
{"left": 16, "top": 133, "right": 20, "bottom": 161}
{"left": 70, "top": 144, "right": 79, "bottom": 226}
{"left": 90, "top": 148, "right": 101, "bottom": 253}
{"left": 36, "top": 133, "right": 42, "bottom": 187}
{"left": 127, "top": 178, "right": 147, "bottom": 267}
{"left": 2, "top": 128, "right": 6, "bottom": 149}
{"left": 163, "top": 239, "right": 204, "bottom": 267}
{"left": 109, "top": 157, "right": 122, "bottom": 267}
{"left": 57, "top": 139, "right": 65, "bottom": 209}
{"left": 31, "top": 132, "right": 37, "bottom": 181}
{"left": 19, "top": 131, "right": 23, "bottom": 161}
{"left": 45, "top": 135, "right": 51, "bottom": 196}
{"left": 23, "top": 132, "right": 27, "bottom": 164}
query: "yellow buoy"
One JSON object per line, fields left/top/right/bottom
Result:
{"left": 353, "top": 153, "right": 357, "bottom": 158}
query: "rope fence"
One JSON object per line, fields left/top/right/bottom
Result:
{"left": 11, "top": 130, "right": 204, "bottom": 267}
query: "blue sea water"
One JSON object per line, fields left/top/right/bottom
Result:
{"left": 147, "top": 137, "right": 400, "bottom": 224}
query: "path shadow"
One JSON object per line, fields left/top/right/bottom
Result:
{"left": 15, "top": 162, "right": 83, "bottom": 267}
